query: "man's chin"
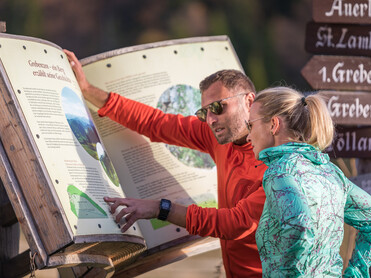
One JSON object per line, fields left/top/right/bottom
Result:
{"left": 215, "top": 135, "right": 230, "bottom": 145}
{"left": 215, "top": 134, "right": 246, "bottom": 145}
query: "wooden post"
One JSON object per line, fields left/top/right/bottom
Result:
{"left": 0, "top": 19, "right": 23, "bottom": 276}
{"left": 0, "top": 21, "right": 34, "bottom": 278}
{"left": 0, "top": 178, "right": 21, "bottom": 277}
{"left": 0, "top": 20, "right": 27, "bottom": 264}
{"left": 0, "top": 22, "right": 6, "bottom": 33}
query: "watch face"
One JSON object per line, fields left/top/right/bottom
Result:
{"left": 158, "top": 199, "right": 171, "bottom": 221}
{"left": 162, "top": 200, "right": 171, "bottom": 209}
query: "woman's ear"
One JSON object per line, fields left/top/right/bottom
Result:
{"left": 271, "top": 116, "right": 280, "bottom": 135}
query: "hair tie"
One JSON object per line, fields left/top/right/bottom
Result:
{"left": 301, "top": 97, "right": 307, "bottom": 106}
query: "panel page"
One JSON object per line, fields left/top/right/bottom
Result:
{"left": 0, "top": 34, "right": 142, "bottom": 238}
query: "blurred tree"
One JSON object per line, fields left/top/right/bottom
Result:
{"left": 0, "top": 0, "right": 312, "bottom": 91}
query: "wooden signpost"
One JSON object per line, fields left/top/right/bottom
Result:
{"left": 313, "top": 0, "right": 371, "bottom": 24}
{"left": 0, "top": 22, "right": 5, "bottom": 33}
{"left": 327, "top": 126, "right": 371, "bottom": 158}
{"left": 319, "top": 90, "right": 371, "bottom": 125}
{"left": 306, "top": 1, "right": 371, "bottom": 165}
{"left": 305, "top": 22, "right": 371, "bottom": 56}
{"left": 301, "top": 55, "right": 371, "bottom": 91}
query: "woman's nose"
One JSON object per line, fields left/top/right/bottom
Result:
{"left": 246, "top": 134, "right": 251, "bottom": 143}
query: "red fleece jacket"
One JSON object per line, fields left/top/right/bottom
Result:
{"left": 98, "top": 93, "right": 267, "bottom": 278}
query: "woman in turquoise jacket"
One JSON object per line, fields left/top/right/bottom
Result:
{"left": 246, "top": 86, "right": 371, "bottom": 277}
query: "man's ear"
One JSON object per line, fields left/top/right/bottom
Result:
{"left": 245, "top": 92, "right": 255, "bottom": 111}
{"left": 271, "top": 116, "right": 280, "bottom": 135}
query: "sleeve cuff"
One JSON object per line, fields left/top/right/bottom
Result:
{"left": 97, "top": 92, "right": 115, "bottom": 117}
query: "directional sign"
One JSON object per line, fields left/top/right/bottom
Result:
{"left": 327, "top": 126, "right": 371, "bottom": 158}
{"left": 305, "top": 22, "right": 371, "bottom": 56}
{"left": 319, "top": 90, "right": 371, "bottom": 125}
{"left": 301, "top": 55, "right": 371, "bottom": 91}
{"left": 350, "top": 173, "right": 371, "bottom": 194}
{"left": 313, "top": 0, "right": 371, "bottom": 24}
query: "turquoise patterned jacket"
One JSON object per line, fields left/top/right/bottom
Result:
{"left": 256, "top": 142, "right": 371, "bottom": 277}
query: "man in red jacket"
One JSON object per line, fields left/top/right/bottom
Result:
{"left": 65, "top": 49, "right": 267, "bottom": 278}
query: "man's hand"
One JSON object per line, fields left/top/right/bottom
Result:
{"left": 104, "top": 197, "right": 160, "bottom": 232}
{"left": 64, "top": 49, "right": 90, "bottom": 93}
{"left": 63, "top": 49, "right": 109, "bottom": 108}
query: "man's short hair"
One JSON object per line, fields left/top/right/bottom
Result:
{"left": 199, "top": 69, "right": 256, "bottom": 94}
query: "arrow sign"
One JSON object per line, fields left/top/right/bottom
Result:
{"left": 305, "top": 22, "right": 371, "bottom": 56}
{"left": 319, "top": 90, "right": 371, "bottom": 125}
{"left": 301, "top": 55, "right": 371, "bottom": 91}
{"left": 350, "top": 173, "right": 371, "bottom": 194}
{"left": 313, "top": 0, "right": 371, "bottom": 24}
{"left": 327, "top": 126, "right": 371, "bottom": 158}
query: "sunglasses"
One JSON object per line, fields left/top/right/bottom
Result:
{"left": 245, "top": 116, "right": 266, "bottom": 132}
{"left": 195, "top": 92, "right": 249, "bottom": 122}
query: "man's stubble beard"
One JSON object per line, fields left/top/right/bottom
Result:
{"left": 214, "top": 115, "right": 247, "bottom": 145}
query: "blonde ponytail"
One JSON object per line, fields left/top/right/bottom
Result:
{"left": 305, "top": 95, "right": 334, "bottom": 150}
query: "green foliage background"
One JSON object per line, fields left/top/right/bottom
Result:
{"left": 0, "top": 0, "right": 313, "bottom": 92}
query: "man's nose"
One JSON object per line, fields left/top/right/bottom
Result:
{"left": 206, "top": 110, "right": 218, "bottom": 125}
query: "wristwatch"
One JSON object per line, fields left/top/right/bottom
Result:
{"left": 157, "top": 199, "right": 171, "bottom": 221}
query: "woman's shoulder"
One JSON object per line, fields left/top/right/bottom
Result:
{"left": 264, "top": 151, "right": 308, "bottom": 176}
